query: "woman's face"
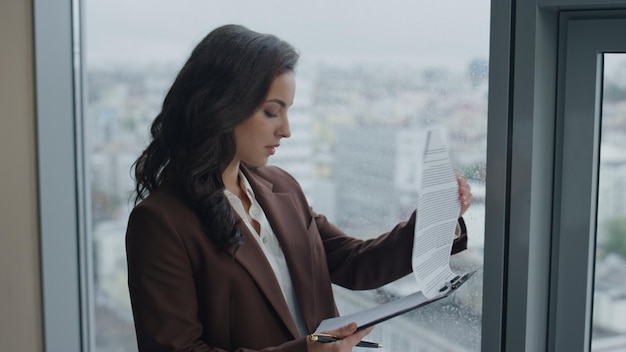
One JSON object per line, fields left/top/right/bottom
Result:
{"left": 233, "top": 72, "right": 295, "bottom": 167}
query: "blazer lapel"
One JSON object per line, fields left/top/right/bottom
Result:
{"left": 243, "top": 167, "right": 318, "bottom": 333}
{"left": 229, "top": 194, "right": 302, "bottom": 338}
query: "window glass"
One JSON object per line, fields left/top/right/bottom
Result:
{"left": 592, "top": 53, "right": 626, "bottom": 351}
{"left": 84, "top": 1, "right": 489, "bottom": 350}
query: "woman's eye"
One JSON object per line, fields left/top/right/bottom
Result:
{"left": 264, "top": 110, "right": 278, "bottom": 118}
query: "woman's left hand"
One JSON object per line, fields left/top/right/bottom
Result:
{"left": 456, "top": 170, "right": 473, "bottom": 217}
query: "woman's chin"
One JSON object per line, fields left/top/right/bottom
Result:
{"left": 242, "top": 159, "right": 269, "bottom": 168}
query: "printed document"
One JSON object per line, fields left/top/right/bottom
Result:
{"left": 412, "top": 128, "right": 461, "bottom": 299}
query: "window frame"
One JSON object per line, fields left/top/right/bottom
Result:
{"left": 551, "top": 10, "right": 626, "bottom": 351}
{"left": 34, "top": 0, "right": 90, "bottom": 350}
{"left": 484, "top": 2, "right": 626, "bottom": 351}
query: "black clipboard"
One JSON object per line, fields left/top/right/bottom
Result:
{"left": 314, "top": 270, "right": 476, "bottom": 333}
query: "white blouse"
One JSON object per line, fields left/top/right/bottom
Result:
{"left": 224, "top": 172, "right": 309, "bottom": 337}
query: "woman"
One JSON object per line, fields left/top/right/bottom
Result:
{"left": 126, "top": 24, "right": 473, "bottom": 351}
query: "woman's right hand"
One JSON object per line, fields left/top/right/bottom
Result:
{"left": 306, "top": 322, "right": 375, "bottom": 351}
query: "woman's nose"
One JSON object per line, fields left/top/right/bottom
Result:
{"left": 278, "top": 116, "right": 291, "bottom": 138}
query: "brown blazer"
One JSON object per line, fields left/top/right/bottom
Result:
{"left": 126, "top": 165, "right": 467, "bottom": 351}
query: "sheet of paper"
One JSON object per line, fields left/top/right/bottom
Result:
{"left": 412, "top": 127, "right": 461, "bottom": 298}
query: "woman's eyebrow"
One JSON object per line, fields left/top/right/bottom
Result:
{"left": 265, "top": 98, "right": 289, "bottom": 107}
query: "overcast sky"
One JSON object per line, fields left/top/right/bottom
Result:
{"left": 84, "top": 0, "right": 491, "bottom": 69}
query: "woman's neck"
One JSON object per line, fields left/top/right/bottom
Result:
{"left": 222, "top": 160, "right": 242, "bottom": 195}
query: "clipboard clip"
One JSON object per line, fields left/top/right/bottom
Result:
{"left": 438, "top": 271, "right": 475, "bottom": 293}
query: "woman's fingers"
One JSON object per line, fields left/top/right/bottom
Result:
{"left": 330, "top": 322, "right": 358, "bottom": 338}
{"left": 455, "top": 171, "right": 473, "bottom": 217}
{"left": 311, "top": 323, "right": 375, "bottom": 351}
{"left": 340, "top": 325, "right": 374, "bottom": 346}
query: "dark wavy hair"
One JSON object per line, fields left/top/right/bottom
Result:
{"left": 133, "top": 24, "right": 299, "bottom": 250}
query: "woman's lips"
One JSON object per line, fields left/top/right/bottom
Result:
{"left": 266, "top": 145, "right": 278, "bottom": 155}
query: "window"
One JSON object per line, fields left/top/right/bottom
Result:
{"left": 83, "top": 1, "right": 489, "bottom": 350}
{"left": 594, "top": 53, "right": 626, "bottom": 351}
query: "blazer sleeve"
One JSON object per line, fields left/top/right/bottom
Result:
{"left": 126, "top": 203, "right": 309, "bottom": 352}
{"left": 313, "top": 210, "right": 468, "bottom": 290}
{"left": 452, "top": 217, "right": 468, "bottom": 254}
{"left": 126, "top": 203, "right": 209, "bottom": 351}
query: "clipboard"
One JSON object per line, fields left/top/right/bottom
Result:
{"left": 314, "top": 270, "right": 476, "bottom": 333}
